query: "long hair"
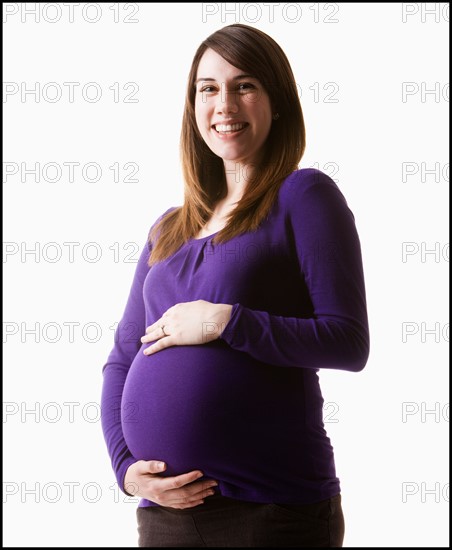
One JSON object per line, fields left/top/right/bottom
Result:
{"left": 147, "top": 23, "right": 305, "bottom": 266}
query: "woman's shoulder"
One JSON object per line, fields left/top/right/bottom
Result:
{"left": 279, "top": 167, "right": 347, "bottom": 208}
{"left": 146, "top": 206, "right": 180, "bottom": 249}
{"left": 152, "top": 206, "right": 180, "bottom": 228}
{"left": 160, "top": 205, "right": 180, "bottom": 219}
{"left": 280, "top": 167, "right": 338, "bottom": 197}
{"left": 278, "top": 167, "right": 354, "bottom": 228}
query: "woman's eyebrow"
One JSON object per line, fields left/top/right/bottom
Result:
{"left": 195, "top": 74, "right": 255, "bottom": 84}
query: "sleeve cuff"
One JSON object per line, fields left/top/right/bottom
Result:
{"left": 117, "top": 456, "right": 138, "bottom": 496}
{"left": 219, "top": 303, "right": 242, "bottom": 345}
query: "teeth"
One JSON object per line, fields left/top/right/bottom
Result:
{"left": 215, "top": 123, "right": 246, "bottom": 133}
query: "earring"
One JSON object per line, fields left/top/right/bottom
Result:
{"left": 272, "top": 113, "right": 280, "bottom": 120}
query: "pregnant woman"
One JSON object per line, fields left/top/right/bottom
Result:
{"left": 101, "top": 23, "right": 370, "bottom": 548}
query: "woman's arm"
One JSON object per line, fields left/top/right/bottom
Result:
{"left": 100, "top": 235, "right": 151, "bottom": 494}
{"left": 220, "top": 170, "right": 370, "bottom": 372}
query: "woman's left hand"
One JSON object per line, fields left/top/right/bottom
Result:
{"left": 141, "top": 300, "right": 233, "bottom": 355}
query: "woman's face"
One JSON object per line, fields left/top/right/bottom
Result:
{"left": 194, "top": 48, "right": 273, "bottom": 169}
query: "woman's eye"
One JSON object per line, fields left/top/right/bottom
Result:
{"left": 238, "top": 82, "right": 255, "bottom": 91}
{"left": 199, "top": 86, "right": 216, "bottom": 93}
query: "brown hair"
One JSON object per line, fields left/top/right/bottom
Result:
{"left": 147, "top": 23, "right": 305, "bottom": 266}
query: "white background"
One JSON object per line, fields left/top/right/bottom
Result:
{"left": 3, "top": 2, "right": 449, "bottom": 547}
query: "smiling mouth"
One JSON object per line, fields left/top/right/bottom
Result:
{"left": 212, "top": 122, "right": 249, "bottom": 135}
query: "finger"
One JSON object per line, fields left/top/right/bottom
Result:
{"left": 162, "top": 487, "right": 217, "bottom": 508}
{"left": 143, "top": 337, "right": 173, "bottom": 355}
{"left": 143, "top": 460, "right": 166, "bottom": 475}
{"left": 157, "top": 479, "right": 218, "bottom": 506}
{"left": 144, "top": 319, "right": 164, "bottom": 334}
{"left": 141, "top": 328, "right": 162, "bottom": 344}
{"left": 164, "top": 499, "right": 206, "bottom": 510}
{"left": 153, "top": 470, "right": 204, "bottom": 493}
{"left": 170, "top": 484, "right": 217, "bottom": 504}
{"left": 145, "top": 311, "right": 170, "bottom": 335}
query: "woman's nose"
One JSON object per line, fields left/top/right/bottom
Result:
{"left": 216, "top": 84, "right": 239, "bottom": 114}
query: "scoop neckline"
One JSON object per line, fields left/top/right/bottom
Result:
{"left": 189, "top": 230, "right": 221, "bottom": 243}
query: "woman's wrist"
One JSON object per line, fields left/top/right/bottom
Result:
{"left": 216, "top": 303, "right": 233, "bottom": 338}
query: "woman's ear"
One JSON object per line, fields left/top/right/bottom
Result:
{"left": 270, "top": 100, "right": 279, "bottom": 117}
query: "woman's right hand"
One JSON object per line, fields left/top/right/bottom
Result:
{"left": 124, "top": 460, "right": 218, "bottom": 509}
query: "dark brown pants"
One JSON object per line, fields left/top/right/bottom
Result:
{"left": 137, "top": 493, "right": 345, "bottom": 547}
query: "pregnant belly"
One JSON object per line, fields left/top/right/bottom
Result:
{"left": 121, "top": 341, "right": 295, "bottom": 477}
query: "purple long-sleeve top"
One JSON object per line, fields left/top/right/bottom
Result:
{"left": 101, "top": 168, "right": 370, "bottom": 508}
